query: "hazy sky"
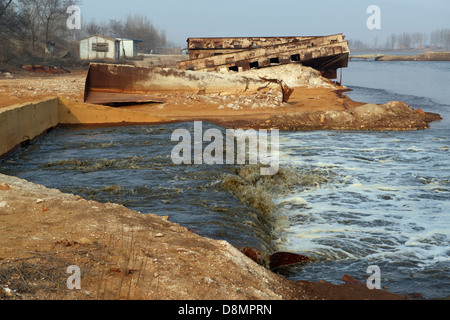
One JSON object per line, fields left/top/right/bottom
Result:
{"left": 80, "top": 0, "right": 450, "bottom": 47}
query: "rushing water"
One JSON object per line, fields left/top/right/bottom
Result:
{"left": 1, "top": 60, "right": 449, "bottom": 299}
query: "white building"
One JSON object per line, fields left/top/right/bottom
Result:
{"left": 115, "top": 38, "right": 142, "bottom": 58}
{"left": 80, "top": 35, "right": 142, "bottom": 60}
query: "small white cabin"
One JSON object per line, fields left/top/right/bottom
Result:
{"left": 80, "top": 35, "right": 142, "bottom": 60}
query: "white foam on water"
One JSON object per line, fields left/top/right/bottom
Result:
{"left": 273, "top": 130, "right": 450, "bottom": 274}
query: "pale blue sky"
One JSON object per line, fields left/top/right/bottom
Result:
{"left": 80, "top": 0, "right": 450, "bottom": 47}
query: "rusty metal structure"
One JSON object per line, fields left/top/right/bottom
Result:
{"left": 178, "top": 34, "right": 350, "bottom": 79}
{"left": 83, "top": 34, "right": 349, "bottom": 106}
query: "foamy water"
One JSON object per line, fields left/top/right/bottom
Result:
{"left": 275, "top": 129, "right": 450, "bottom": 266}
{"left": 268, "top": 60, "right": 450, "bottom": 298}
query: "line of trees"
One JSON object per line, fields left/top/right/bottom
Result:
{"left": 350, "top": 29, "right": 450, "bottom": 52}
{"left": 0, "top": 0, "right": 169, "bottom": 66}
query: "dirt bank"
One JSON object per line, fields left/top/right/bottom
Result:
{"left": 0, "top": 173, "right": 411, "bottom": 300}
{"left": 377, "top": 51, "right": 450, "bottom": 61}
{"left": 0, "top": 70, "right": 86, "bottom": 108}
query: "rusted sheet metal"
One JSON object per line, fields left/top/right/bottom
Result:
{"left": 84, "top": 63, "right": 287, "bottom": 105}
{"left": 179, "top": 34, "right": 350, "bottom": 79}
{"left": 259, "top": 77, "right": 295, "bottom": 103}
{"left": 22, "top": 64, "right": 71, "bottom": 74}
{"left": 84, "top": 64, "right": 168, "bottom": 105}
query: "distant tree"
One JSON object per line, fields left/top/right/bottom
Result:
{"left": 0, "top": 0, "right": 13, "bottom": 20}
{"left": 81, "top": 19, "right": 109, "bottom": 38}
{"left": 349, "top": 39, "right": 368, "bottom": 51}
{"left": 398, "top": 32, "right": 412, "bottom": 49}
{"left": 112, "top": 14, "right": 167, "bottom": 53}
{"left": 411, "top": 32, "right": 423, "bottom": 48}
{"left": 17, "top": 0, "right": 80, "bottom": 49}
{"left": 81, "top": 14, "right": 168, "bottom": 53}
{"left": 0, "top": 0, "right": 27, "bottom": 37}
{"left": 388, "top": 33, "right": 397, "bottom": 50}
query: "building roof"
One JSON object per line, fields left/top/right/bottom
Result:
{"left": 80, "top": 34, "right": 143, "bottom": 42}
{"left": 115, "top": 37, "right": 143, "bottom": 42}
{"left": 80, "top": 34, "right": 117, "bottom": 42}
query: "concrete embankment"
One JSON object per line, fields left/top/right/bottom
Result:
{"left": 0, "top": 97, "right": 171, "bottom": 159}
{"left": 0, "top": 98, "right": 59, "bottom": 158}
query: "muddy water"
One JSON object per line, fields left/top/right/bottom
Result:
{"left": 1, "top": 60, "right": 449, "bottom": 299}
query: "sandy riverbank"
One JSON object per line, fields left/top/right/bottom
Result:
{"left": 377, "top": 51, "right": 450, "bottom": 61}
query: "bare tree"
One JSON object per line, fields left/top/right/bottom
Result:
{"left": 389, "top": 33, "right": 397, "bottom": 50}
{"left": 17, "top": 0, "right": 80, "bottom": 49}
{"left": 0, "top": 0, "right": 13, "bottom": 20}
{"left": 81, "top": 19, "right": 109, "bottom": 39}
{"left": 17, "top": 0, "right": 41, "bottom": 49}
{"left": 113, "top": 14, "right": 167, "bottom": 52}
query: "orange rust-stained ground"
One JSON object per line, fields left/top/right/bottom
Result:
{"left": 121, "top": 87, "right": 364, "bottom": 124}
{"left": 0, "top": 70, "right": 87, "bottom": 108}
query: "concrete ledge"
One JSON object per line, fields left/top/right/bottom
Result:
{"left": 0, "top": 98, "right": 59, "bottom": 158}
{"left": 0, "top": 97, "right": 175, "bottom": 159}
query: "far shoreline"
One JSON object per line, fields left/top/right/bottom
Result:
{"left": 350, "top": 51, "right": 450, "bottom": 61}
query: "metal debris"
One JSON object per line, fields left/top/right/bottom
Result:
{"left": 83, "top": 34, "right": 349, "bottom": 106}
{"left": 178, "top": 34, "right": 350, "bottom": 79}
{"left": 22, "top": 65, "right": 71, "bottom": 74}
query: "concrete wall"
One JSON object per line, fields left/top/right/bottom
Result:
{"left": 0, "top": 97, "right": 171, "bottom": 159}
{"left": 0, "top": 98, "right": 59, "bottom": 158}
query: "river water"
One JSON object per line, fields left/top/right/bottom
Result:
{"left": 1, "top": 60, "right": 449, "bottom": 299}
